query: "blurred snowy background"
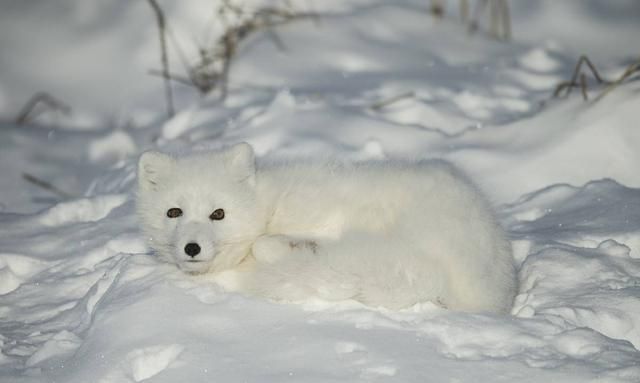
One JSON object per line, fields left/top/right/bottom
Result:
{"left": 1, "top": 1, "right": 639, "bottom": 382}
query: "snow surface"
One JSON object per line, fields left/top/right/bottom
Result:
{"left": 1, "top": 1, "right": 640, "bottom": 382}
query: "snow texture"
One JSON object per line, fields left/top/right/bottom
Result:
{"left": 1, "top": 1, "right": 640, "bottom": 382}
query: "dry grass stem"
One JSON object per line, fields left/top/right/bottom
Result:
{"left": 554, "top": 55, "right": 640, "bottom": 102}
{"left": 168, "top": 0, "right": 314, "bottom": 100}
{"left": 469, "top": 0, "right": 510, "bottom": 40}
{"left": 594, "top": 58, "right": 640, "bottom": 101}
{"left": 554, "top": 56, "right": 609, "bottom": 101}
{"left": 22, "top": 173, "right": 75, "bottom": 199}
{"left": 146, "top": 0, "right": 175, "bottom": 118}
{"left": 430, "top": 0, "right": 445, "bottom": 18}
{"left": 370, "top": 91, "right": 416, "bottom": 110}
{"left": 14, "top": 92, "right": 71, "bottom": 125}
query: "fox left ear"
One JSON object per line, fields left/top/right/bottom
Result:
{"left": 225, "top": 142, "right": 256, "bottom": 185}
{"left": 138, "top": 151, "right": 175, "bottom": 192}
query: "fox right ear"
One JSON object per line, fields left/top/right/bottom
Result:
{"left": 138, "top": 151, "right": 175, "bottom": 191}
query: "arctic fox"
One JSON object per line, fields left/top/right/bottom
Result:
{"left": 137, "top": 143, "right": 516, "bottom": 313}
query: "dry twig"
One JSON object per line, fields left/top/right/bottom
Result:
{"left": 460, "top": 0, "right": 469, "bottom": 23}
{"left": 143, "top": 1, "right": 311, "bottom": 100}
{"left": 148, "top": 69, "right": 195, "bottom": 88}
{"left": 553, "top": 55, "right": 640, "bottom": 102}
{"left": 469, "top": 0, "right": 511, "bottom": 40}
{"left": 146, "top": 0, "right": 175, "bottom": 118}
{"left": 553, "top": 55, "right": 609, "bottom": 101}
{"left": 14, "top": 92, "right": 71, "bottom": 125}
{"left": 22, "top": 173, "right": 75, "bottom": 199}
{"left": 370, "top": 91, "right": 416, "bottom": 110}
{"left": 186, "top": 1, "right": 312, "bottom": 99}
{"left": 430, "top": 0, "right": 445, "bottom": 18}
{"left": 594, "top": 58, "right": 640, "bottom": 101}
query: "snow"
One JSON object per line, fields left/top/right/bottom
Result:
{"left": 2, "top": 1, "right": 640, "bottom": 382}
{"left": 88, "top": 131, "right": 137, "bottom": 165}
{"left": 25, "top": 331, "right": 82, "bottom": 368}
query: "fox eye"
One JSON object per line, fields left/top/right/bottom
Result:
{"left": 210, "top": 208, "right": 225, "bottom": 221}
{"left": 167, "top": 208, "right": 182, "bottom": 218}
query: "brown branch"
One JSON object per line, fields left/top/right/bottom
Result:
{"left": 499, "top": 0, "right": 511, "bottom": 40}
{"left": 14, "top": 92, "right": 71, "bottom": 125}
{"left": 468, "top": 0, "right": 510, "bottom": 40}
{"left": 460, "top": 0, "right": 469, "bottom": 23}
{"left": 579, "top": 73, "right": 588, "bottom": 101}
{"left": 148, "top": 69, "right": 199, "bottom": 88}
{"left": 22, "top": 173, "right": 75, "bottom": 199}
{"left": 430, "top": 0, "right": 445, "bottom": 18}
{"left": 553, "top": 55, "right": 640, "bottom": 102}
{"left": 568, "top": 56, "right": 604, "bottom": 90}
{"left": 188, "top": 1, "right": 313, "bottom": 99}
{"left": 370, "top": 91, "right": 415, "bottom": 110}
{"left": 468, "top": 0, "right": 485, "bottom": 33}
{"left": 553, "top": 82, "right": 572, "bottom": 98}
{"left": 145, "top": 1, "right": 312, "bottom": 99}
{"left": 146, "top": 0, "right": 175, "bottom": 118}
{"left": 594, "top": 58, "right": 640, "bottom": 102}
{"left": 489, "top": 0, "right": 500, "bottom": 38}
{"left": 553, "top": 55, "right": 611, "bottom": 100}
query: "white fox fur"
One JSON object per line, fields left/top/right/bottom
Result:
{"left": 137, "top": 143, "right": 517, "bottom": 313}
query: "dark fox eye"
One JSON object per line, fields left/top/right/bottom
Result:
{"left": 167, "top": 208, "right": 182, "bottom": 218}
{"left": 210, "top": 208, "right": 225, "bottom": 221}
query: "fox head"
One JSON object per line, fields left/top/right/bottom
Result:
{"left": 137, "top": 143, "right": 265, "bottom": 274}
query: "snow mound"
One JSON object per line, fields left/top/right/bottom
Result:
{"left": 503, "top": 179, "right": 640, "bottom": 350}
{"left": 504, "top": 179, "right": 640, "bottom": 256}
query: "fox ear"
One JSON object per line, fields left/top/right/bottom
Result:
{"left": 138, "top": 151, "right": 175, "bottom": 191}
{"left": 225, "top": 142, "right": 256, "bottom": 185}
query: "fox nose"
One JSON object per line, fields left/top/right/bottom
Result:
{"left": 184, "top": 243, "right": 201, "bottom": 257}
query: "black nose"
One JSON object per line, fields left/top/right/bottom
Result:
{"left": 184, "top": 243, "right": 201, "bottom": 257}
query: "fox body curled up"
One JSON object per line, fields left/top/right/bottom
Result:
{"left": 137, "top": 143, "right": 517, "bottom": 313}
